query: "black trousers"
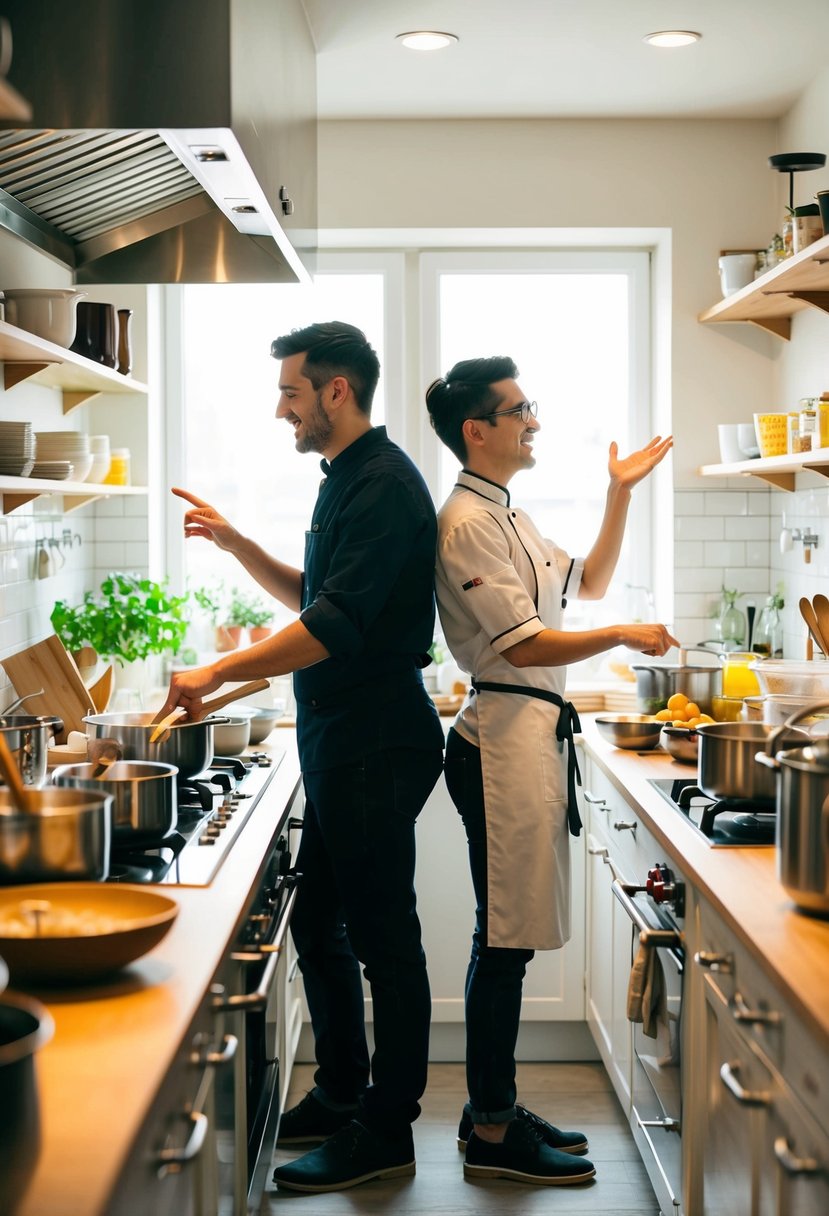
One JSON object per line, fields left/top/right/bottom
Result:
{"left": 444, "top": 727, "right": 535, "bottom": 1124}
{"left": 290, "top": 745, "right": 443, "bottom": 1134}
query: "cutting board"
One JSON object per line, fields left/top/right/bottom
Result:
{"left": 1, "top": 634, "right": 96, "bottom": 741}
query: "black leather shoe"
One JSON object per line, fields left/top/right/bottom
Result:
{"left": 273, "top": 1120, "right": 416, "bottom": 1193}
{"left": 457, "top": 1103, "right": 589, "bottom": 1154}
{"left": 277, "top": 1091, "right": 358, "bottom": 1146}
{"left": 463, "top": 1118, "right": 596, "bottom": 1186}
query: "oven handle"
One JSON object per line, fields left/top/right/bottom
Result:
{"left": 611, "top": 880, "right": 682, "bottom": 947}
{"left": 155, "top": 1110, "right": 208, "bottom": 1175}
{"left": 212, "top": 884, "right": 299, "bottom": 1013}
{"left": 720, "top": 1061, "right": 771, "bottom": 1107}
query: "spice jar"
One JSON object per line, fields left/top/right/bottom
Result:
{"left": 787, "top": 412, "right": 801, "bottom": 454}
{"left": 798, "top": 398, "right": 819, "bottom": 452}
{"left": 102, "top": 448, "right": 130, "bottom": 485}
{"left": 793, "top": 204, "right": 824, "bottom": 253}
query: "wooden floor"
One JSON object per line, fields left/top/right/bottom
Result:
{"left": 263, "top": 1061, "right": 660, "bottom": 1215}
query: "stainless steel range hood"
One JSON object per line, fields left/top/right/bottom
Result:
{"left": 0, "top": 0, "right": 317, "bottom": 284}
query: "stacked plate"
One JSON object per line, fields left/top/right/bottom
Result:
{"left": 31, "top": 460, "right": 74, "bottom": 480}
{"left": 0, "top": 421, "right": 35, "bottom": 476}
{"left": 34, "top": 431, "right": 93, "bottom": 482}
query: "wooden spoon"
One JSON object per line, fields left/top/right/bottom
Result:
{"left": 148, "top": 679, "right": 272, "bottom": 739}
{"left": 799, "top": 597, "right": 826, "bottom": 655}
{"left": 148, "top": 706, "right": 187, "bottom": 745}
{"left": 0, "top": 728, "right": 33, "bottom": 812}
{"left": 813, "top": 595, "right": 829, "bottom": 655}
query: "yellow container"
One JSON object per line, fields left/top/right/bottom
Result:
{"left": 721, "top": 652, "right": 761, "bottom": 698}
{"left": 102, "top": 447, "right": 130, "bottom": 485}
{"left": 711, "top": 695, "right": 745, "bottom": 722}
{"left": 819, "top": 400, "right": 829, "bottom": 449}
{"left": 753, "top": 412, "right": 788, "bottom": 458}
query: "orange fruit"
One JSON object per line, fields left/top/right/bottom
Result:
{"left": 667, "top": 692, "right": 689, "bottom": 712}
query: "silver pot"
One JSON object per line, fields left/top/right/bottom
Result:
{"left": 84, "top": 712, "right": 228, "bottom": 779}
{"left": 52, "top": 760, "right": 178, "bottom": 844}
{"left": 631, "top": 662, "right": 721, "bottom": 715}
{"left": 0, "top": 786, "right": 112, "bottom": 884}
{"left": 757, "top": 701, "right": 829, "bottom": 915}
{"left": 696, "top": 721, "right": 808, "bottom": 805}
{"left": 0, "top": 715, "right": 63, "bottom": 788}
{"left": 0, "top": 991, "right": 54, "bottom": 1215}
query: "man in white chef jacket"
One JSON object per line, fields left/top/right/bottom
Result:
{"left": 426, "top": 356, "right": 677, "bottom": 1187}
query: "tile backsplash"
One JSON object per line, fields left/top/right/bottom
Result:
{"left": 675, "top": 476, "right": 829, "bottom": 660}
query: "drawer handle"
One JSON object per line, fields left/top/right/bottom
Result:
{"left": 613, "top": 819, "right": 637, "bottom": 834}
{"left": 156, "top": 1111, "right": 208, "bottom": 1175}
{"left": 584, "top": 791, "right": 609, "bottom": 810}
{"left": 731, "top": 991, "right": 782, "bottom": 1027}
{"left": 201, "top": 1032, "right": 238, "bottom": 1066}
{"left": 611, "top": 880, "right": 682, "bottom": 947}
{"left": 719, "top": 1061, "right": 770, "bottom": 1107}
{"left": 694, "top": 950, "right": 733, "bottom": 974}
{"left": 773, "top": 1136, "right": 820, "bottom": 1176}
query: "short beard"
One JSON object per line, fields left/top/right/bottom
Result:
{"left": 295, "top": 392, "right": 334, "bottom": 454}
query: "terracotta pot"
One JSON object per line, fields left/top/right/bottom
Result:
{"left": 248, "top": 626, "right": 274, "bottom": 644}
{"left": 215, "top": 625, "right": 242, "bottom": 652}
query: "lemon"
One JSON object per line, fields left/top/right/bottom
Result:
{"left": 667, "top": 692, "right": 689, "bottom": 712}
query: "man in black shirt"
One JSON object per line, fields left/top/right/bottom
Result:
{"left": 160, "top": 322, "right": 444, "bottom": 1192}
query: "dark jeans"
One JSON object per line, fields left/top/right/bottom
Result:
{"left": 290, "top": 746, "right": 443, "bottom": 1135}
{"left": 444, "top": 728, "right": 535, "bottom": 1125}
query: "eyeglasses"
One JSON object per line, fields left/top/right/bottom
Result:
{"left": 479, "top": 400, "right": 538, "bottom": 424}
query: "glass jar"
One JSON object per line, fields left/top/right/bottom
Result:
{"left": 798, "top": 398, "right": 819, "bottom": 452}
{"left": 103, "top": 447, "right": 131, "bottom": 485}
{"left": 753, "top": 601, "right": 783, "bottom": 658}
{"left": 787, "top": 411, "right": 801, "bottom": 454}
{"left": 721, "top": 652, "right": 761, "bottom": 698}
{"left": 782, "top": 213, "right": 795, "bottom": 258}
{"left": 718, "top": 589, "right": 746, "bottom": 649}
{"left": 819, "top": 394, "right": 829, "bottom": 449}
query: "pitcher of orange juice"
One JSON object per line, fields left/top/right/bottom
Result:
{"left": 720, "top": 652, "right": 761, "bottom": 698}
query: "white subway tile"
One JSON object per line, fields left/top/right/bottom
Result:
{"left": 704, "top": 491, "right": 749, "bottom": 516}
{"left": 95, "top": 542, "right": 127, "bottom": 568}
{"left": 675, "top": 541, "right": 705, "bottom": 567}
{"left": 675, "top": 592, "right": 715, "bottom": 618}
{"left": 674, "top": 567, "right": 722, "bottom": 593}
{"left": 675, "top": 491, "right": 705, "bottom": 516}
{"left": 675, "top": 516, "right": 724, "bottom": 541}
{"left": 124, "top": 543, "right": 149, "bottom": 568}
{"left": 725, "top": 516, "right": 770, "bottom": 541}
{"left": 705, "top": 541, "right": 746, "bottom": 567}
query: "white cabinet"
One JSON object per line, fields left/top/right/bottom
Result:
{"left": 693, "top": 900, "right": 829, "bottom": 1216}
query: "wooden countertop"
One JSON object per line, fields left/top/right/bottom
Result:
{"left": 11, "top": 735, "right": 302, "bottom": 1216}
{"left": 578, "top": 716, "right": 829, "bottom": 1045}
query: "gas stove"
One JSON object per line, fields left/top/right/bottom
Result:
{"left": 108, "top": 749, "right": 285, "bottom": 886}
{"left": 648, "top": 778, "right": 775, "bottom": 847}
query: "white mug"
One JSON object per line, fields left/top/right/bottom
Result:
{"left": 719, "top": 253, "right": 757, "bottom": 297}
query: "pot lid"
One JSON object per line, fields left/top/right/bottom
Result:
{"left": 776, "top": 739, "right": 829, "bottom": 772}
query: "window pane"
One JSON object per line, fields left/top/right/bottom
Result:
{"left": 178, "top": 276, "right": 384, "bottom": 625}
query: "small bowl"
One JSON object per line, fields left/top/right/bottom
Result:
{"left": 0, "top": 883, "right": 178, "bottom": 984}
{"left": 594, "top": 714, "right": 663, "bottom": 751}
{"left": 247, "top": 703, "right": 285, "bottom": 745}
{"left": 661, "top": 725, "right": 699, "bottom": 765}
{"left": 210, "top": 715, "right": 251, "bottom": 756}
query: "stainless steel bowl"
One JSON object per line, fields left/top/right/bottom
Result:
{"left": 661, "top": 726, "right": 699, "bottom": 765}
{"left": 594, "top": 714, "right": 663, "bottom": 751}
{"left": 0, "top": 715, "right": 63, "bottom": 788}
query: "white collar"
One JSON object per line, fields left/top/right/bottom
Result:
{"left": 456, "top": 469, "right": 510, "bottom": 508}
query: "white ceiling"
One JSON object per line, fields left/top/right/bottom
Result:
{"left": 303, "top": 0, "right": 829, "bottom": 121}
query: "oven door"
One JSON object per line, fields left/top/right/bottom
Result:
{"left": 613, "top": 880, "right": 684, "bottom": 1215}
{"left": 211, "top": 871, "right": 300, "bottom": 1216}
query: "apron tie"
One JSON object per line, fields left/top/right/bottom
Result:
{"left": 471, "top": 679, "right": 583, "bottom": 836}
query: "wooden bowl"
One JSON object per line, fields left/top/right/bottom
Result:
{"left": 0, "top": 884, "right": 178, "bottom": 984}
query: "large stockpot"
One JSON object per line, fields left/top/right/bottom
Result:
{"left": 756, "top": 701, "right": 829, "bottom": 915}
{"left": 695, "top": 721, "right": 809, "bottom": 806}
{"left": 630, "top": 661, "right": 721, "bottom": 715}
{"left": 0, "top": 715, "right": 63, "bottom": 788}
{"left": 0, "top": 786, "right": 112, "bottom": 883}
{"left": 83, "top": 712, "right": 229, "bottom": 779}
{"left": 0, "top": 990, "right": 55, "bottom": 1215}
{"left": 52, "top": 760, "right": 178, "bottom": 844}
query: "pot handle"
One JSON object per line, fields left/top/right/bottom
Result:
{"left": 766, "top": 699, "right": 829, "bottom": 756}
{"left": 754, "top": 752, "right": 779, "bottom": 771}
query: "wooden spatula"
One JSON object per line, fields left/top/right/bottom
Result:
{"left": 149, "top": 679, "right": 272, "bottom": 737}
{"left": 0, "top": 729, "right": 33, "bottom": 812}
{"left": 799, "top": 597, "right": 826, "bottom": 655}
{"left": 813, "top": 595, "right": 829, "bottom": 655}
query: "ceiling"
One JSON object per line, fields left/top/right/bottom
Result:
{"left": 303, "top": 0, "right": 829, "bottom": 121}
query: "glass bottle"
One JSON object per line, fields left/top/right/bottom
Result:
{"left": 718, "top": 588, "right": 746, "bottom": 649}
{"left": 754, "top": 597, "right": 784, "bottom": 658}
{"left": 798, "top": 398, "right": 818, "bottom": 453}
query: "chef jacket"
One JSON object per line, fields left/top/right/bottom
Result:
{"left": 435, "top": 470, "right": 583, "bottom": 949}
{"left": 296, "top": 426, "right": 443, "bottom": 773}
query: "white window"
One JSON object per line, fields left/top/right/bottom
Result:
{"left": 419, "top": 251, "right": 655, "bottom": 673}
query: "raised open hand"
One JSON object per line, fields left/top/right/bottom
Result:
{"left": 608, "top": 436, "right": 673, "bottom": 491}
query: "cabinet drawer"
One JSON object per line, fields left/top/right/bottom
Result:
{"left": 584, "top": 761, "right": 662, "bottom": 879}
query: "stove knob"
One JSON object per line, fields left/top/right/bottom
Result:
{"left": 645, "top": 865, "right": 660, "bottom": 895}
{"left": 652, "top": 880, "right": 666, "bottom": 902}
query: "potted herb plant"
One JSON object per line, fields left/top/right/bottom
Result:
{"left": 192, "top": 582, "right": 239, "bottom": 652}
{"left": 51, "top": 573, "right": 191, "bottom": 696}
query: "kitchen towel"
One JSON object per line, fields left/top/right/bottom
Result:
{"left": 626, "top": 943, "right": 666, "bottom": 1039}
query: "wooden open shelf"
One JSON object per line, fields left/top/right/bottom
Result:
{"left": 0, "top": 318, "right": 148, "bottom": 410}
{"left": 698, "top": 233, "right": 829, "bottom": 339}
{"left": 0, "top": 476, "right": 148, "bottom": 515}
{"left": 698, "top": 446, "right": 829, "bottom": 491}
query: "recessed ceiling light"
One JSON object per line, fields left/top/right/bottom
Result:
{"left": 396, "top": 31, "right": 459, "bottom": 52}
{"left": 644, "top": 30, "right": 701, "bottom": 48}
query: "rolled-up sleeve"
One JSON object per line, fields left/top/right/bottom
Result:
{"left": 300, "top": 475, "right": 428, "bottom": 658}
{"left": 439, "top": 514, "right": 545, "bottom": 654}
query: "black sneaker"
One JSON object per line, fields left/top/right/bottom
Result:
{"left": 273, "top": 1120, "right": 416, "bottom": 1193}
{"left": 457, "top": 1103, "right": 589, "bottom": 1154}
{"left": 276, "top": 1091, "right": 357, "bottom": 1146}
{"left": 463, "top": 1117, "right": 596, "bottom": 1186}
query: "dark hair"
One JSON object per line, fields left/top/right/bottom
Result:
{"left": 425, "top": 356, "right": 519, "bottom": 462}
{"left": 271, "top": 321, "right": 380, "bottom": 415}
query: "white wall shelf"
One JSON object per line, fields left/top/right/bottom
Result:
{"left": 698, "top": 446, "right": 829, "bottom": 491}
{"left": 0, "top": 476, "right": 148, "bottom": 515}
{"left": 0, "top": 318, "right": 148, "bottom": 410}
{"left": 698, "top": 233, "right": 829, "bottom": 340}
